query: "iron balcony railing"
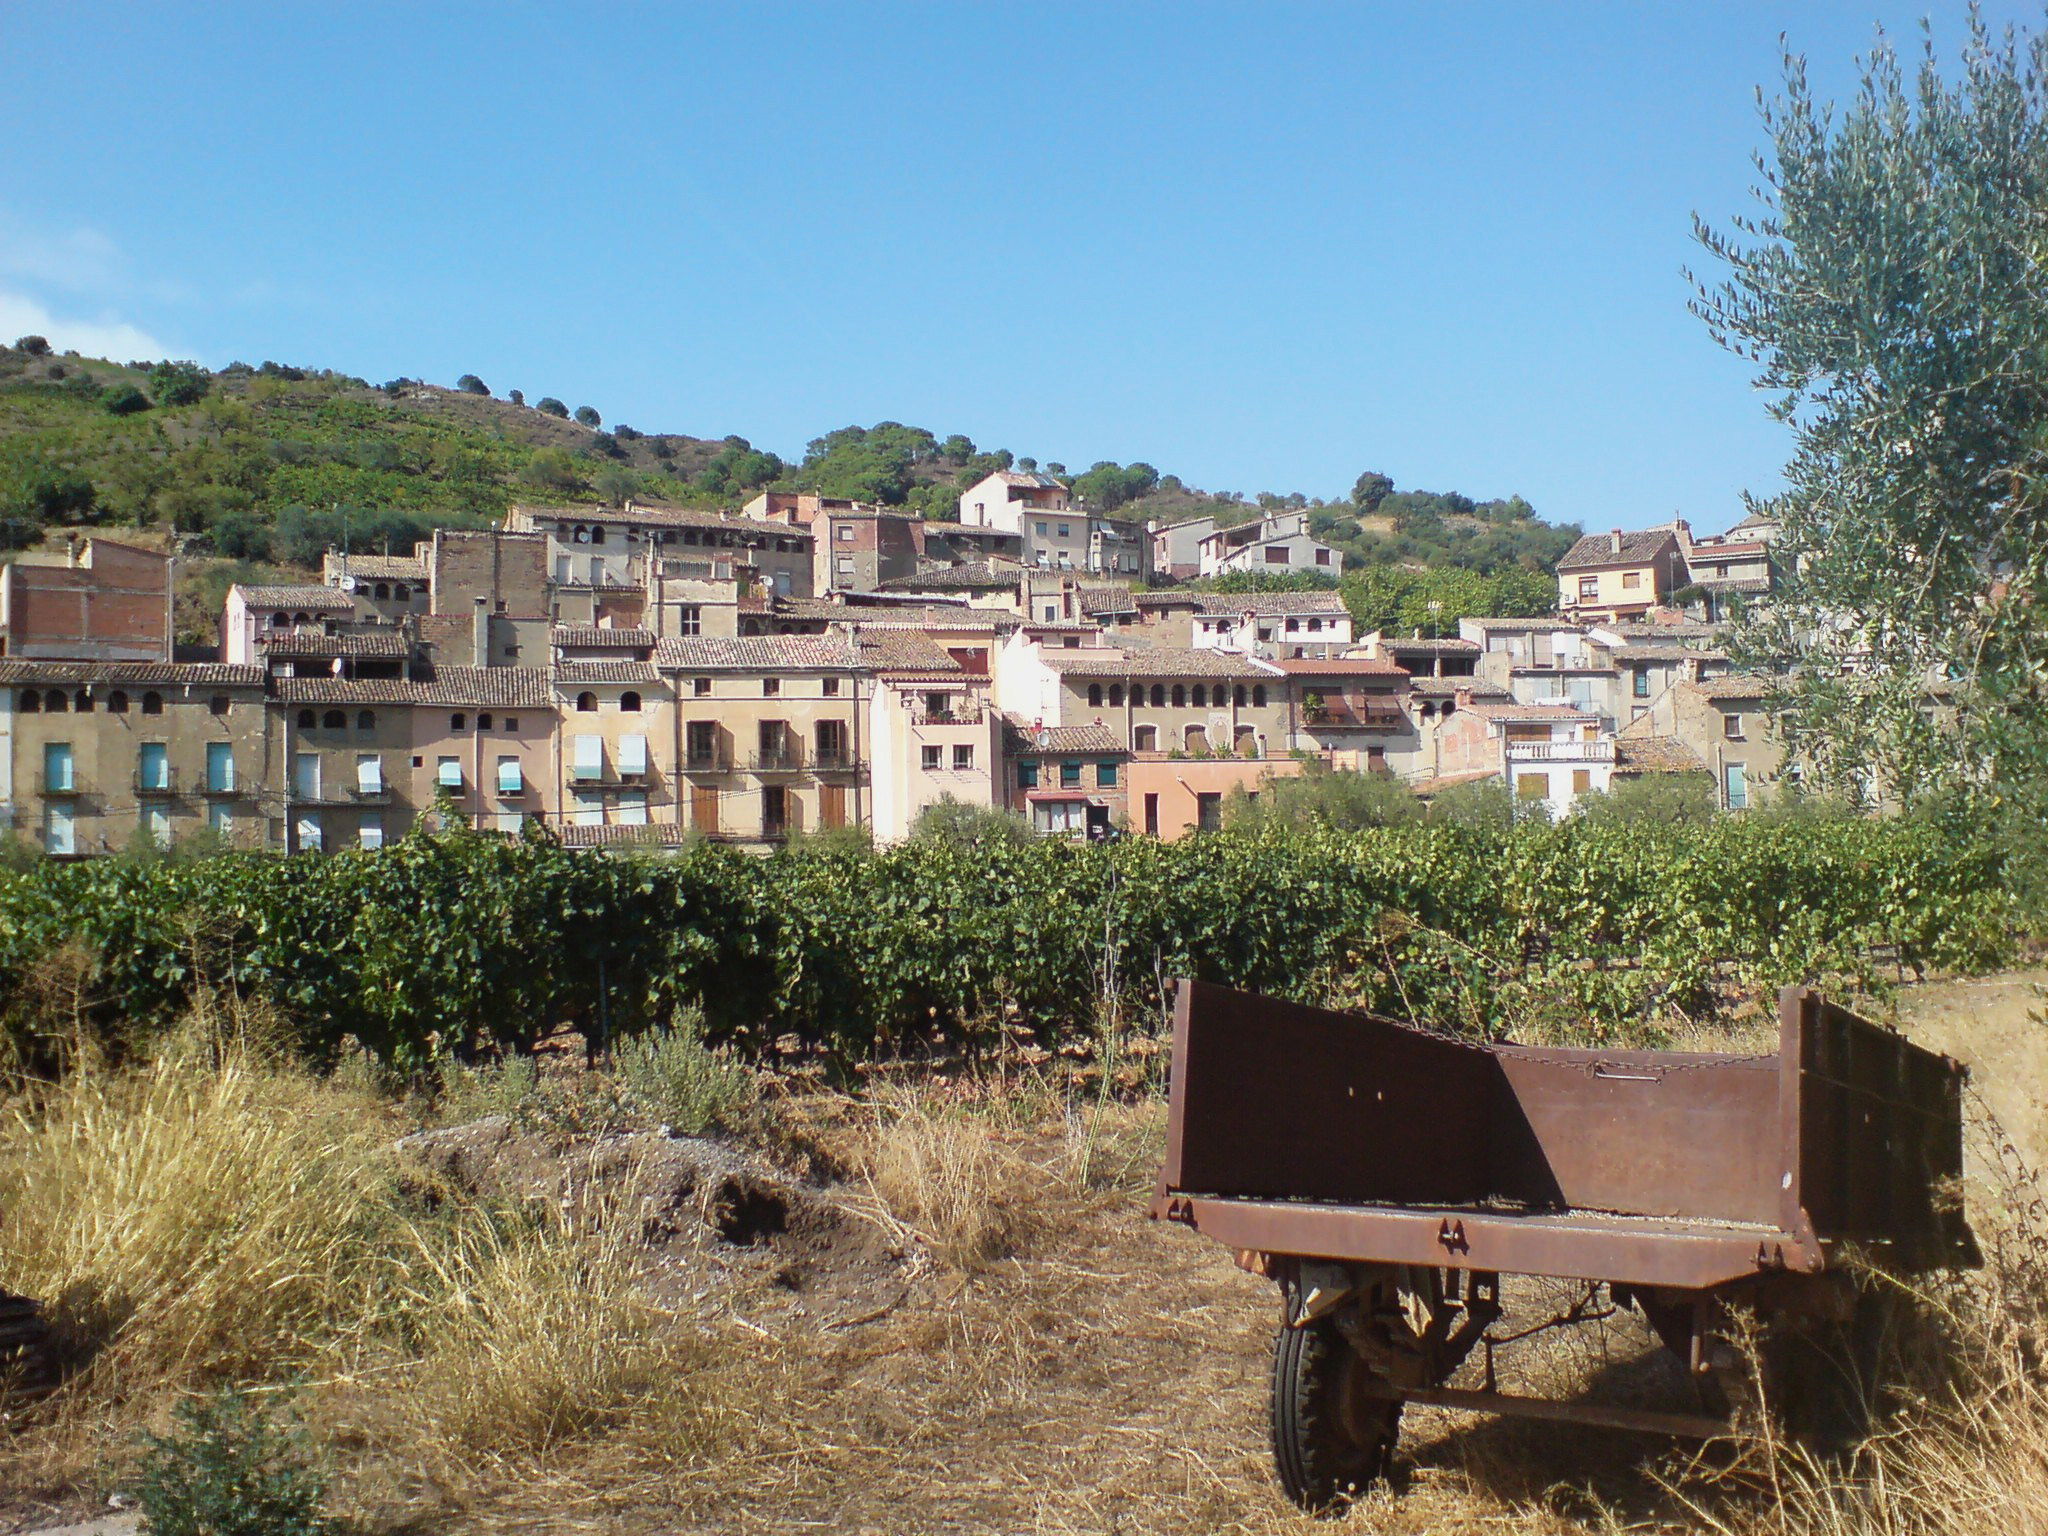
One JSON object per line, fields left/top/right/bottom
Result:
{"left": 133, "top": 769, "right": 179, "bottom": 795}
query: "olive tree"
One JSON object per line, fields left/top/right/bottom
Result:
{"left": 1693, "top": 14, "right": 2048, "bottom": 812}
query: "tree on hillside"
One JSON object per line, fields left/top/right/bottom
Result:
{"left": 100, "top": 384, "right": 150, "bottom": 415}
{"left": 147, "top": 360, "right": 211, "bottom": 407}
{"left": 535, "top": 397, "right": 569, "bottom": 418}
{"left": 1694, "top": 15, "right": 2048, "bottom": 808}
{"left": 796, "top": 422, "right": 939, "bottom": 504}
{"left": 508, "top": 389, "right": 525, "bottom": 406}
{"left": 1351, "top": 470, "right": 1393, "bottom": 512}
{"left": 574, "top": 405, "right": 601, "bottom": 428}
{"left": 456, "top": 374, "right": 489, "bottom": 395}
{"left": 14, "top": 335, "right": 50, "bottom": 357}
{"left": 1070, "top": 460, "right": 1159, "bottom": 512}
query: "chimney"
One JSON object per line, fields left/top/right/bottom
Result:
{"left": 1609, "top": 530, "right": 1623, "bottom": 555}
{"left": 1454, "top": 684, "right": 1474, "bottom": 710}
{"left": 65, "top": 534, "right": 80, "bottom": 568}
{"left": 472, "top": 595, "right": 490, "bottom": 667}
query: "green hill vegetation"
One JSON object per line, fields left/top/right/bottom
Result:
{"left": 0, "top": 340, "right": 1578, "bottom": 632}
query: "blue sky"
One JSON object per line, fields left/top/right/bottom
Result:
{"left": 0, "top": 3, "right": 2028, "bottom": 531}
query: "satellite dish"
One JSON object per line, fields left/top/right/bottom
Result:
{"left": 338, "top": 576, "right": 358, "bottom": 592}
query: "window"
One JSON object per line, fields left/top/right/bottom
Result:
{"left": 503, "top": 716, "right": 517, "bottom": 731}
{"left": 590, "top": 524, "right": 606, "bottom": 545}
{"left": 142, "top": 691, "right": 163, "bottom": 715}
{"left": 1517, "top": 773, "right": 1548, "bottom": 800}
{"left": 356, "top": 755, "right": 384, "bottom": 795}
{"left": 436, "top": 756, "right": 462, "bottom": 789}
{"left": 691, "top": 675, "right": 713, "bottom": 698}
{"left": 1578, "top": 576, "right": 1598, "bottom": 601}
{"left": 763, "top": 678, "right": 780, "bottom": 697}
{"left": 297, "top": 709, "right": 315, "bottom": 729}
{"left": 451, "top": 713, "right": 467, "bottom": 732}
{"left": 1622, "top": 571, "right": 1641, "bottom": 590}
{"left": 107, "top": 690, "right": 128, "bottom": 713}
{"left": 836, "top": 523, "right": 855, "bottom": 542}
{"left": 1057, "top": 524, "right": 1071, "bottom": 538}
{"left": 478, "top": 712, "right": 493, "bottom": 731}
{"left": 1724, "top": 761, "right": 1749, "bottom": 811}
{"left": 292, "top": 752, "right": 320, "bottom": 800}
{"left": 576, "top": 692, "right": 598, "bottom": 712}
{"left": 1144, "top": 793, "right": 1160, "bottom": 836}
{"left": 1096, "top": 760, "right": 1118, "bottom": 787}
{"left": 44, "top": 689, "right": 65, "bottom": 713}
{"left": 358, "top": 709, "right": 377, "bottom": 730}
{"left": 823, "top": 676, "right": 841, "bottom": 696}
{"left": 1264, "top": 546, "right": 1289, "bottom": 564}
{"left": 619, "top": 733, "right": 649, "bottom": 777}
{"left": 17, "top": 691, "right": 37, "bottom": 714}
{"left": 1192, "top": 685, "right": 1207, "bottom": 708}
{"left": 1633, "top": 668, "right": 1650, "bottom": 699}
{"left": 1087, "top": 683, "right": 1103, "bottom": 708}
{"left": 1572, "top": 769, "right": 1592, "bottom": 796}
{"left": 1170, "top": 685, "right": 1185, "bottom": 708}
{"left": 141, "top": 804, "right": 170, "bottom": 847}
{"left": 675, "top": 605, "right": 702, "bottom": 637}
{"left": 497, "top": 757, "right": 524, "bottom": 794}
{"left": 573, "top": 789, "right": 604, "bottom": 827}
{"left": 42, "top": 741, "right": 73, "bottom": 793}
{"left": 495, "top": 810, "right": 525, "bottom": 834}
{"left": 572, "top": 735, "right": 604, "bottom": 782}
{"left": 921, "top": 744, "right": 941, "bottom": 771}
{"left": 1723, "top": 712, "right": 1745, "bottom": 740}
{"left": 138, "top": 741, "right": 169, "bottom": 790}
{"left": 209, "top": 693, "right": 232, "bottom": 717}
{"left": 1108, "top": 684, "right": 1124, "bottom": 707}
{"left": 1134, "top": 724, "right": 1157, "bottom": 752}
{"left": 1196, "top": 792, "right": 1224, "bottom": 831}
{"left": 1034, "top": 521, "right": 1048, "bottom": 537}
{"left": 1315, "top": 548, "right": 1332, "bottom": 566}
{"left": 321, "top": 710, "right": 344, "bottom": 729}
{"left": 206, "top": 742, "right": 234, "bottom": 793}
{"left": 374, "top": 582, "right": 390, "bottom": 600}
{"left": 1034, "top": 799, "right": 1085, "bottom": 835}
{"left": 1252, "top": 684, "right": 1267, "bottom": 709}
{"left": 1058, "top": 760, "right": 1082, "bottom": 788}
{"left": 359, "top": 813, "right": 384, "bottom": 850}
{"left": 1150, "top": 684, "right": 1165, "bottom": 707}
{"left": 616, "top": 790, "right": 649, "bottom": 826}
{"left": 394, "top": 583, "right": 410, "bottom": 601}
{"left": 1285, "top": 619, "right": 1299, "bottom": 634}
{"left": 295, "top": 813, "right": 323, "bottom": 852}
{"left": 620, "top": 691, "right": 642, "bottom": 713}
{"left": 208, "top": 802, "right": 232, "bottom": 840}
{"left": 1017, "top": 761, "right": 1039, "bottom": 789}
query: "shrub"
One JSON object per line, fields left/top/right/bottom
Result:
{"left": 147, "top": 361, "right": 211, "bottom": 408}
{"left": 508, "top": 388, "right": 524, "bottom": 406}
{"left": 101, "top": 383, "right": 151, "bottom": 415}
{"left": 611, "top": 1011, "right": 754, "bottom": 1134}
{"left": 535, "top": 397, "right": 569, "bottom": 418}
{"left": 15, "top": 334, "right": 50, "bottom": 356}
{"left": 130, "top": 1387, "right": 332, "bottom": 1536}
{"left": 455, "top": 374, "right": 489, "bottom": 395}
{"left": 1225, "top": 765, "right": 1421, "bottom": 831}
{"left": 523, "top": 447, "right": 581, "bottom": 493}
{"left": 574, "top": 405, "right": 601, "bottom": 428}
{"left": 908, "top": 795, "right": 1032, "bottom": 851}
{"left": 1574, "top": 772, "right": 1717, "bottom": 825}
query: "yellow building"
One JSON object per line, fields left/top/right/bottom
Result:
{"left": 1555, "top": 529, "right": 1685, "bottom": 622}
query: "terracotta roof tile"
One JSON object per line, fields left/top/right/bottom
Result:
{"left": 554, "top": 661, "right": 660, "bottom": 686}
{"left": 1272, "top": 657, "right": 1409, "bottom": 677}
{"left": 0, "top": 661, "right": 266, "bottom": 687}
{"left": 257, "top": 629, "right": 411, "bottom": 659}
{"left": 654, "top": 635, "right": 858, "bottom": 671}
{"left": 1000, "top": 714, "right": 1124, "bottom": 754}
{"left": 232, "top": 584, "right": 356, "bottom": 610}
{"left": 1035, "top": 646, "right": 1274, "bottom": 679}
{"left": 552, "top": 625, "right": 656, "bottom": 650}
{"left": 1614, "top": 736, "right": 1708, "bottom": 774}
{"left": 328, "top": 554, "right": 428, "bottom": 582}
{"left": 1556, "top": 530, "right": 1679, "bottom": 570}
{"left": 1694, "top": 674, "right": 1785, "bottom": 702}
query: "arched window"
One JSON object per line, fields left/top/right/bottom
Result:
{"left": 297, "top": 709, "right": 316, "bottom": 728}
{"left": 18, "top": 690, "right": 37, "bottom": 713}
{"left": 1150, "top": 684, "right": 1165, "bottom": 708}
{"left": 1184, "top": 724, "right": 1208, "bottom": 753}
{"left": 450, "top": 713, "right": 467, "bottom": 732}
{"left": 1235, "top": 725, "right": 1259, "bottom": 756}
{"left": 270, "top": 611, "right": 290, "bottom": 628}
{"left": 590, "top": 525, "right": 607, "bottom": 545}
{"left": 74, "top": 690, "right": 94, "bottom": 712}
{"left": 619, "top": 692, "right": 641, "bottom": 713}
{"left": 1252, "top": 685, "right": 1267, "bottom": 709}
{"left": 1133, "top": 723, "right": 1156, "bottom": 752}
{"left": 1234, "top": 686, "right": 1247, "bottom": 708}
{"left": 141, "top": 691, "right": 163, "bottom": 715}
{"left": 1191, "top": 685, "right": 1206, "bottom": 709}
{"left": 44, "top": 690, "right": 65, "bottom": 713}
{"left": 357, "top": 710, "right": 376, "bottom": 731}
{"left": 576, "top": 692, "right": 598, "bottom": 713}
{"left": 292, "top": 612, "right": 310, "bottom": 626}
{"left": 1171, "top": 685, "right": 1186, "bottom": 708}
{"left": 374, "top": 582, "right": 390, "bottom": 600}
{"left": 1108, "top": 684, "right": 1124, "bottom": 707}
{"left": 394, "top": 583, "right": 410, "bottom": 601}
{"left": 322, "top": 710, "right": 345, "bottom": 729}
{"left": 478, "top": 712, "right": 493, "bottom": 731}
{"left": 1087, "top": 683, "right": 1102, "bottom": 708}
{"left": 573, "top": 525, "right": 589, "bottom": 544}
{"left": 1442, "top": 701, "right": 1456, "bottom": 718}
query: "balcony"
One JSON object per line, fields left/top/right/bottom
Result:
{"left": 750, "top": 747, "right": 806, "bottom": 773}
{"left": 133, "top": 770, "right": 179, "bottom": 796}
{"left": 351, "top": 780, "right": 393, "bottom": 803}
{"left": 682, "top": 746, "right": 734, "bottom": 774}
{"left": 914, "top": 708, "right": 985, "bottom": 726}
{"left": 1504, "top": 739, "right": 1616, "bottom": 764}
{"left": 199, "top": 775, "right": 241, "bottom": 799}
{"left": 36, "top": 772, "right": 83, "bottom": 797}
{"left": 812, "top": 748, "right": 863, "bottom": 774}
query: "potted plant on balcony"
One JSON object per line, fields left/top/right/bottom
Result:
{"left": 1302, "top": 690, "right": 1328, "bottom": 724}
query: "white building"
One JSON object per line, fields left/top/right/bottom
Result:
{"left": 1195, "top": 511, "right": 1341, "bottom": 578}
{"left": 958, "top": 471, "right": 1147, "bottom": 577}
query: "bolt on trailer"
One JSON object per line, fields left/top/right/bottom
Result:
{"left": 1150, "top": 980, "right": 1977, "bottom": 1512}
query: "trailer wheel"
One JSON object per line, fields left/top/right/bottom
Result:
{"left": 1271, "top": 1316, "right": 1400, "bottom": 1512}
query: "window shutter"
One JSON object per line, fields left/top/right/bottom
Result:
{"left": 619, "top": 733, "right": 648, "bottom": 776}
{"left": 573, "top": 734, "right": 604, "bottom": 780}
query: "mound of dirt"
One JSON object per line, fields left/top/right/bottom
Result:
{"left": 396, "top": 1118, "right": 912, "bottom": 1328}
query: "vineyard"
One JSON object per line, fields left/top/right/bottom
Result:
{"left": 0, "top": 814, "right": 2017, "bottom": 1075}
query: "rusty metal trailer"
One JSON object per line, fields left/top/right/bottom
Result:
{"left": 1150, "top": 980, "right": 1977, "bottom": 1511}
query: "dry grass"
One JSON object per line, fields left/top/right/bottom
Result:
{"left": 860, "top": 1094, "right": 1047, "bottom": 1272}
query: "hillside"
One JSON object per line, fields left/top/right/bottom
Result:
{"left": 0, "top": 340, "right": 1581, "bottom": 597}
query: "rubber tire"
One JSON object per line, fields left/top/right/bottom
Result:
{"left": 1271, "top": 1316, "right": 1401, "bottom": 1513}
